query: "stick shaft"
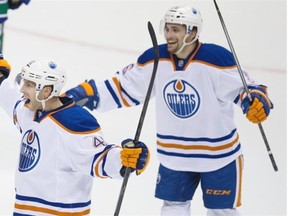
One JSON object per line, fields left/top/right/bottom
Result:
{"left": 114, "top": 21, "right": 159, "bottom": 216}
{"left": 213, "top": 0, "right": 278, "bottom": 172}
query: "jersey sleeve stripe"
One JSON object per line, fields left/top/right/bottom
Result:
{"left": 91, "top": 145, "right": 120, "bottom": 178}
{"left": 104, "top": 80, "right": 122, "bottom": 108}
{"left": 112, "top": 77, "right": 131, "bottom": 107}
{"left": 105, "top": 78, "right": 139, "bottom": 108}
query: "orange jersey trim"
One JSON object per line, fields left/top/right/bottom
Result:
{"left": 157, "top": 134, "right": 239, "bottom": 151}
{"left": 14, "top": 203, "right": 90, "bottom": 215}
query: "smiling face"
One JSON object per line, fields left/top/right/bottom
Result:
{"left": 163, "top": 23, "right": 197, "bottom": 58}
{"left": 161, "top": 6, "right": 203, "bottom": 57}
{"left": 164, "top": 23, "right": 187, "bottom": 54}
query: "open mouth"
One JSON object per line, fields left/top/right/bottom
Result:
{"left": 24, "top": 99, "right": 31, "bottom": 105}
{"left": 168, "top": 41, "right": 177, "bottom": 45}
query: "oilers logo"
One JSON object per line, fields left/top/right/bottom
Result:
{"left": 163, "top": 80, "right": 200, "bottom": 118}
{"left": 19, "top": 130, "right": 41, "bottom": 172}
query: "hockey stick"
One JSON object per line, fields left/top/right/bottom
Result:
{"left": 113, "top": 21, "right": 159, "bottom": 216}
{"left": 213, "top": 0, "right": 278, "bottom": 172}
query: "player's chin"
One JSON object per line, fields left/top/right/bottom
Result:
{"left": 167, "top": 44, "right": 178, "bottom": 53}
{"left": 167, "top": 47, "right": 174, "bottom": 53}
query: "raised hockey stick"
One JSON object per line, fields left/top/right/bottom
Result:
{"left": 113, "top": 21, "right": 159, "bottom": 216}
{"left": 213, "top": 0, "right": 278, "bottom": 172}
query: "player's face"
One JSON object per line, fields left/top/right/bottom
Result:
{"left": 20, "top": 79, "right": 44, "bottom": 111}
{"left": 164, "top": 23, "right": 186, "bottom": 54}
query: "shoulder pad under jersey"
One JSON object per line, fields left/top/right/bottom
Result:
{"left": 51, "top": 105, "right": 100, "bottom": 134}
{"left": 137, "top": 44, "right": 170, "bottom": 65}
{"left": 194, "top": 43, "right": 236, "bottom": 67}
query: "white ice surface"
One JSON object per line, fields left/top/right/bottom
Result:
{"left": 0, "top": 1, "right": 286, "bottom": 215}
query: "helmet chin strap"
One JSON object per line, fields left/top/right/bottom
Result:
{"left": 175, "top": 34, "right": 198, "bottom": 55}
{"left": 40, "top": 100, "right": 46, "bottom": 111}
{"left": 35, "top": 91, "right": 53, "bottom": 111}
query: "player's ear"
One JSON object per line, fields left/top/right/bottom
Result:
{"left": 191, "top": 27, "right": 198, "bottom": 39}
{"left": 186, "top": 27, "right": 198, "bottom": 43}
{"left": 43, "top": 85, "right": 53, "bottom": 99}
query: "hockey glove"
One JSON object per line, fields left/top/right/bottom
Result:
{"left": 241, "top": 86, "right": 273, "bottom": 123}
{"left": 0, "top": 57, "right": 11, "bottom": 79}
{"left": 64, "top": 79, "right": 99, "bottom": 111}
{"left": 120, "top": 138, "right": 150, "bottom": 176}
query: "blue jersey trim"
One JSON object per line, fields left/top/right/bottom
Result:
{"left": 194, "top": 43, "right": 236, "bottom": 67}
{"left": 51, "top": 104, "right": 100, "bottom": 133}
{"left": 137, "top": 47, "right": 155, "bottom": 64}
{"left": 157, "top": 143, "right": 241, "bottom": 159}
{"left": 157, "top": 129, "right": 237, "bottom": 143}
{"left": 138, "top": 44, "right": 170, "bottom": 65}
{"left": 121, "top": 86, "right": 140, "bottom": 106}
{"left": 90, "top": 145, "right": 114, "bottom": 177}
{"left": 15, "top": 194, "right": 91, "bottom": 208}
{"left": 138, "top": 43, "right": 236, "bottom": 68}
{"left": 13, "top": 213, "right": 33, "bottom": 216}
{"left": 105, "top": 80, "right": 122, "bottom": 108}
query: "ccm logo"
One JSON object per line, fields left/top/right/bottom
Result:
{"left": 206, "top": 189, "right": 231, "bottom": 195}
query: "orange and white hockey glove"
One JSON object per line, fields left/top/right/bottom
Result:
{"left": 241, "top": 86, "right": 273, "bottom": 123}
{"left": 120, "top": 138, "right": 150, "bottom": 176}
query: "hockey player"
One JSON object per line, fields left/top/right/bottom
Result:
{"left": 0, "top": 0, "right": 30, "bottom": 52}
{"left": 0, "top": 56, "right": 150, "bottom": 215}
{"left": 64, "top": 5, "right": 273, "bottom": 216}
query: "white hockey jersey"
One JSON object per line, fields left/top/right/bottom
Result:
{"left": 96, "top": 42, "right": 258, "bottom": 172}
{"left": 0, "top": 80, "right": 123, "bottom": 215}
